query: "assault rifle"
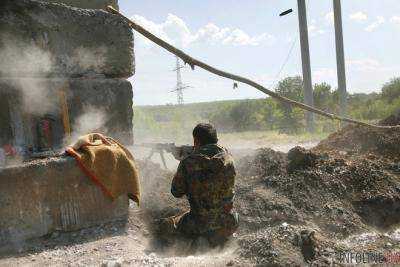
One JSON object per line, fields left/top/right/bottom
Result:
{"left": 136, "top": 143, "right": 193, "bottom": 169}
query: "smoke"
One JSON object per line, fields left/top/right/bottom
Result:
{"left": 0, "top": 35, "right": 109, "bottom": 116}
{"left": 8, "top": 78, "right": 58, "bottom": 115}
{"left": 0, "top": 37, "right": 53, "bottom": 75}
{"left": 70, "top": 46, "right": 107, "bottom": 72}
{"left": 0, "top": 35, "right": 57, "bottom": 115}
{"left": 70, "top": 106, "right": 108, "bottom": 143}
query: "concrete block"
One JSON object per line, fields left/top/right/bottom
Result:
{"left": 67, "top": 78, "right": 134, "bottom": 144}
{"left": 0, "top": 78, "right": 133, "bottom": 149}
{"left": 0, "top": 0, "right": 134, "bottom": 78}
{"left": 40, "top": 0, "right": 119, "bottom": 10}
{"left": 0, "top": 156, "right": 129, "bottom": 250}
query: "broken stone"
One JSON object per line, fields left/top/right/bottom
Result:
{"left": 101, "top": 259, "right": 122, "bottom": 267}
{"left": 295, "top": 229, "right": 319, "bottom": 263}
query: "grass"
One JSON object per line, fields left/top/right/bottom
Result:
{"left": 217, "top": 130, "right": 329, "bottom": 150}
{"left": 134, "top": 127, "right": 330, "bottom": 149}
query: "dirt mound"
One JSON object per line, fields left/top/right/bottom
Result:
{"left": 236, "top": 148, "right": 287, "bottom": 178}
{"left": 287, "top": 146, "right": 318, "bottom": 173}
{"left": 133, "top": 121, "right": 400, "bottom": 264}
{"left": 379, "top": 109, "right": 400, "bottom": 126}
{"left": 314, "top": 125, "right": 400, "bottom": 158}
{"left": 233, "top": 120, "right": 400, "bottom": 265}
{"left": 314, "top": 113, "right": 400, "bottom": 159}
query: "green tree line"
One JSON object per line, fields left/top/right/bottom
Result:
{"left": 134, "top": 76, "right": 400, "bottom": 136}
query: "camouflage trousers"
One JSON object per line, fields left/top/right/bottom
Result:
{"left": 159, "top": 210, "right": 238, "bottom": 247}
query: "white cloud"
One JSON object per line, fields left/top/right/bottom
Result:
{"left": 346, "top": 58, "right": 380, "bottom": 71}
{"left": 364, "top": 16, "right": 385, "bottom": 32}
{"left": 314, "top": 68, "right": 336, "bottom": 82}
{"left": 308, "top": 23, "right": 325, "bottom": 37}
{"left": 193, "top": 23, "right": 231, "bottom": 44}
{"left": 324, "top": 11, "right": 334, "bottom": 24}
{"left": 131, "top": 14, "right": 275, "bottom": 48}
{"left": 391, "top": 16, "right": 400, "bottom": 25}
{"left": 349, "top": 11, "right": 368, "bottom": 22}
{"left": 222, "top": 29, "right": 275, "bottom": 46}
{"left": 253, "top": 73, "right": 275, "bottom": 86}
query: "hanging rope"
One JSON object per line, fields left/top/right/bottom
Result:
{"left": 105, "top": 6, "right": 400, "bottom": 130}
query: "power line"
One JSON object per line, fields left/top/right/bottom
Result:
{"left": 108, "top": 5, "right": 400, "bottom": 129}
{"left": 170, "top": 56, "right": 191, "bottom": 105}
{"left": 269, "top": 36, "right": 298, "bottom": 90}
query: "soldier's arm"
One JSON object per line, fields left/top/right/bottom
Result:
{"left": 170, "top": 145, "right": 194, "bottom": 161}
{"left": 171, "top": 161, "right": 187, "bottom": 198}
{"left": 222, "top": 162, "right": 236, "bottom": 212}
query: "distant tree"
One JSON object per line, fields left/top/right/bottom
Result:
{"left": 381, "top": 77, "right": 400, "bottom": 103}
{"left": 209, "top": 105, "right": 235, "bottom": 132}
{"left": 275, "top": 76, "right": 304, "bottom": 102}
{"left": 229, "top": 100, "right": 264, "bottom": 132}
{"left": 261, "top": 98, "right": 279, "bottom": 130}
{"left": 313, "top": 82, "right": 332, "bottom": 110}
{"left": 275, "top": 76, "right": 304, "bottom": 133}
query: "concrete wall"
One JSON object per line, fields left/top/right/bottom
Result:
{"left": 0, "top": 156, "right": 128, "bottom": 251}
{"left": 67, "top": 78, "right": 134, "bottom": 143}
{"left": 41, "top": 0, "right": 119, "bottom": 10}
{"left": 0, "top": 0, "right": 134, "bottom": 247}
{"left": 0, "top": 78, "right": 133, "bottom": 147}
{"left": 0, "top": 0, "right": 135, "bottom": 147}
{"left": 0, "top": 0, "right": 133, "bottom": 78}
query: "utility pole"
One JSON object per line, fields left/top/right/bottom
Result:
{"left": 333, "top": 0, "right": 347, "bottom": 118}
{"left": 297, "top": 0, "right": 314, "bottom": 132}
{"left": 171, "top": 56, "right": 191, "bottom": 105}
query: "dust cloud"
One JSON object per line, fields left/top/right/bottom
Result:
{"left": 0, "top": 35, "right": 57, "bottom": 115}
{"left": 0, "top": 35, "right": 109, "bottom": 116}
{"left": 69, "top": 106, "right": 108, "bottom": 143}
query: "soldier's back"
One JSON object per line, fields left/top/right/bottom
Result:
{"left": 181, "top": 144, "right": 236, "bottom": 232}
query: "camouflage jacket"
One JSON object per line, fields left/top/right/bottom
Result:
{"left": 171, "top": 143, "right": 236, "bottom": 231}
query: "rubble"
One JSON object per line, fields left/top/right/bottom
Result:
{"left": 233, "top": 119, "right": 400, "bottom": 265}
{"left": 287, "top": 146, "right": 318, "bottom": 173}
{"left": 130, "top": 119, "right": 400, "bottom": 265}
{"left": 314, "top": 124, "right": 400, "bottom": 159}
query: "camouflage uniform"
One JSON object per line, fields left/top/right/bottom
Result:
{"left": 167, "top": 143, "right": 238, "bottom": 245}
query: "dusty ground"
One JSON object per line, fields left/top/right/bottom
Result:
{"left": 1, "top": 117, "right": 400, "bottom": 266}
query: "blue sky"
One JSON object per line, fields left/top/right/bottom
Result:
{"left": 119, "top": 0, "right": 400, "bottom": 106}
